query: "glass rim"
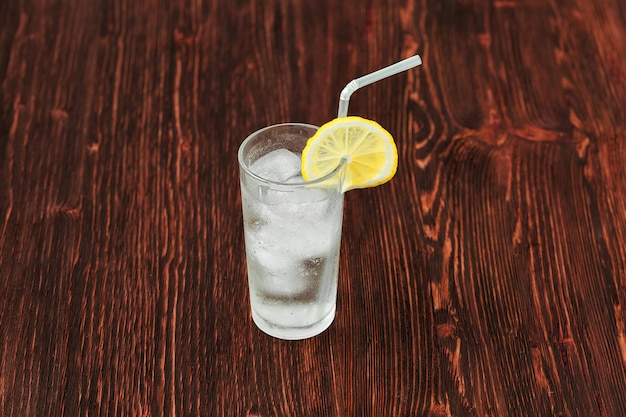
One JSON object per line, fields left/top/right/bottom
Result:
{"left": 237, "top": 122, "right": 343, "bottom": 189}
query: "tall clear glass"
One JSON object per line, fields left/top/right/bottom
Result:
{"left": 238, "top": 123, "right": 344, "bottom": 340}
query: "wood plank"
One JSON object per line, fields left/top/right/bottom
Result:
{"left": 0, "top": 0, "right": 624, "bottom": 415}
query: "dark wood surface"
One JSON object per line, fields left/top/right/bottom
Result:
{"left": 1, "top": 0, "right": 626, "bottom": 415}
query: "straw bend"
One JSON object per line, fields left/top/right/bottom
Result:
{"left": 340, "top": 79, "right": 360, "bottom": 101}
{"left": 337, "top": 55, "right": 422, "bottom": 118}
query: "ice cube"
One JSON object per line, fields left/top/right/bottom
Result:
{"left": 269, "top": 219, "right": 334, "bottom": 259}
{"left": 250, "top": 149, "right": 302, "bottom": 182}
{"left": 248, "top": 242, "right": 310, "bottom": 296}
{"left": 285, "top": 174, "right": 305, "bottom": 184}
{"left": 250, "top": 242, "right": 291, "bottom": 275}
{"left": 284, "top": 175, "right": 329, "bottom": 204}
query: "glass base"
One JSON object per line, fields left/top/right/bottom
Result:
{"left": 251, "top": 305, "right": 336, "bottom": 340}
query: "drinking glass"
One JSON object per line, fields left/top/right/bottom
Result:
{"left": 238, "top": 123, "right": 344, "bottom": 340}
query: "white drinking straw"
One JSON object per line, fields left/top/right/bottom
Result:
{"left": 337, "top": 55, "right": 422, "bottom": 118}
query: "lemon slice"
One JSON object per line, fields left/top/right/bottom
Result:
{"left": 301, "top": 116, "right": 398, "bottom": 192}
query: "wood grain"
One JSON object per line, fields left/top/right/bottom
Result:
{"left": 1, "top": 0, "right": 625, "bottom": 415}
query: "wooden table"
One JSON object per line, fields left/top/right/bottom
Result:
{"left": 1, "top": 0, "right": 625, "bottom": 415}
